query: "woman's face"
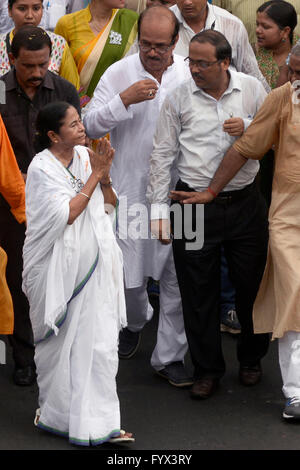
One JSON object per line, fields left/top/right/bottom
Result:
{"left": 256, "top": 11, "right": 289, "bottom": 49}
{"left": 9, "top": 0, "right": 43, "bottom": 31}
{"left": 52, "top": 107, "right": 86, "bottom": 148}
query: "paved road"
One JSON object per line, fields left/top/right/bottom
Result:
{"left": 0, "top": 296, "right": 300, "bottom": 453}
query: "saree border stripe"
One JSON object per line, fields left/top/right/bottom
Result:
{"left": 37, "top": 420, "right": 121, "bottom": 446}
{"left": 35, "top": 251, "right": 99, "bottom": 345}
{"left": 87, "top": 9, "right": 138, "bottom": 98}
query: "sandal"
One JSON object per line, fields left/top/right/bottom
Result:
{"left": 108, "top": 429, "right": 135, "bottom": 443}
{"left": 34, "top": 408, "right": 41, "bottom": 426}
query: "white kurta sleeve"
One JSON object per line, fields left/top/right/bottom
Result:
{"left": 234, "top": 22, "right": 270, "bottom": 93}
{"left": 147, "top": 95, "right": 181, "bottom": 220}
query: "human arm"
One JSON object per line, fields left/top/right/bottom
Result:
{"left": 147, "top": 95, "right": 181, "bottom": 244}
{"left": 0, "top": 116, "right": 26, "bottom": 224}
{"left": 83, "top": 68, "right": 158, "bottom": 139}
{"left": 68, "top": 138, "right": 115, "bottom": 224}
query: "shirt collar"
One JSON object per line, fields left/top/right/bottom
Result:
{"left": 4, "top": 69, "right": 55, "bottom": 92}
{"left": 190, "top": 69, "right": 242, "bottom": 96}
{"left": 170, "top": 3, "right": 216, "bottom": 32}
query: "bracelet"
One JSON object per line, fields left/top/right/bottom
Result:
{"left": 100, "top": 176, "right": 113, "bottom": 187}
{"left": 79, "top": 191, "right": 90, "bottom": 200}
{"left": 207, "top": 187, "right": 217, "bottom": 198}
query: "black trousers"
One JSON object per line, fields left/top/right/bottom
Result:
{"left": 0, "top": 206, "right": 34, "bottom": 368}
{"left": 171, "top": 180, "right": 270, "bottom": 380}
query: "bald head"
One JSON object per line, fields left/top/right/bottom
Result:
{"left": 138, "top": 5, "right": 179, "bottom": 43}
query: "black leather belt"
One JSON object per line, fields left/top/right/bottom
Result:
{"left": 176, "top": 179, "right": 256, "bottom": 205}
{"left": 214, "top": 181, "right": 256, "bottom": 205}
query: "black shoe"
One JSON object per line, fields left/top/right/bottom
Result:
{"left": 156, "top": 362, "right": 194, "bottom": 388}
{"left": 118, "top": 328, "right": 141, "bottom": 359}
{"left": 239, "top": 364, "right": 262, "bottom": 386}
{"left": 13, "top": 364, "right": 36, "bottom": 386}
{"left": 190, "top": 377, "right": 220, "bottom": 399}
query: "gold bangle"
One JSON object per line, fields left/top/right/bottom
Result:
{"left": 79, "top": 191, "right": 90, "bottom": 200}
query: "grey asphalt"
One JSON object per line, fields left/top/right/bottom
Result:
{"left": 0, "top": 295, "right": 300, "bottom": 453}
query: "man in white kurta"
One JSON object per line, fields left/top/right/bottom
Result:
{"left": 84, "top": 5, "right": 192, "bottom": 386}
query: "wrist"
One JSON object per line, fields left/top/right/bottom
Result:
{"left": 100, "top": 176, "right": 112, "bottom": 187}
{"left": 207, "top": 187, "right": 217, "bottom": 199}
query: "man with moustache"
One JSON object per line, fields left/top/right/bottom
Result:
{"left": 84, "top": 6, "right": 192, "bottom": 387}
{"left": 0, "top": 25, "right": 80, "bottom": 386}
{"left": 148, "top": 30, "right": 269, "bottom": 399}
{"left": 179, "top": 42, "right": 300, "bottom": 419}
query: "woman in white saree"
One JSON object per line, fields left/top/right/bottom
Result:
{"left": 22, "top": 101, "right": 134, "bottom": 446}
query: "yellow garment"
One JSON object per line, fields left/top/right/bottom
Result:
{"left": 213, "top": 0, "right": 300, "bottom": 47}
{"left": 58, "top": 38, "right": 81, "bottom": 90}
{"left": 54, "top": 6, "right": 109, "bottom": 70}
{"left": 0, "top": 247, "right": 14, "bottom": 335}
{"left": 233, "top": 82, "right": 300, "bottom": 339}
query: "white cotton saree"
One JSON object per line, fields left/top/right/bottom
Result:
{"left": 22, "top": 145, "right": 127, "bottom": 446}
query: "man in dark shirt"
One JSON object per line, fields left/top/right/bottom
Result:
{"left": 0, "top": 25, "right": 80, "bottom": 386}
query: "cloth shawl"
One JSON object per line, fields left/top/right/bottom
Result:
{"left": 0, "top": 247, "right": 14, "bottom": 334}
{"left": 22, "top": 145, "right": 126, "bottom": 344}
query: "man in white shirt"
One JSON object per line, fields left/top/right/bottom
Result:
{"left": 170, "top": 0, "right": 270, "bottom": 92}
{"left": 84, "top": 5, "right": 192, "bottom": 387}
{"left": 148, "top": 29, "right": 270, "bottom": 399}
{"left": 0, "top": 0, "right": 13, "bottom": 33}
{"left": 41, "top": 0, "right": 89, "bottom": 30}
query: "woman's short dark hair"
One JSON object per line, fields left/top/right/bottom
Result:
{"left": 190, "top": 30, "right": 232, "bottom": 63}
{"left": 137, "top": 5, "right": 179, "bottom": 45}
{"left": 11, "top": 25, "right": 52, "bottom": 58}
{"left": 257, "top": 0, "right": 297, "bottom": 44}
{"left": 8, "top": 0, "right": 43, "bottom": 8}
{"left": 35, "top": 101, "right": 72, "bottom": 152}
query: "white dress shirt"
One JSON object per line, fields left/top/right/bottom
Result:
{"left": 148, "top": 70, "right": 267, "bottom": 220}
{"left": 40, "top": 1, "right": 88, "bottom": 31}
{"left": 170, "top": 3, "right": 270, "bottom": 92}
{"left": 84, "top": 53, "right": 191, "bottom": 287}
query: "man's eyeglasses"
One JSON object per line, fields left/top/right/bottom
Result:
{"left": 184, "top": 57, "right": 221, "bottom": 69}
{"left": 139, "top": 41, "right": 174, "bottom": 55}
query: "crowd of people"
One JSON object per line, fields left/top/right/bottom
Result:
{"left": 0, "top": 0, "right": 300, "bottom": 447}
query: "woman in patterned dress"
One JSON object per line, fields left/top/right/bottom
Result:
{"left": 0, "top": 0, "right": 80, "bottom": 89}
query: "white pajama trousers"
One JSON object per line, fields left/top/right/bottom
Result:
{"left": 124, "top": 251, "right": 188, "bottom": 371}
{"left": 278, "top": 331, "right": 300, "bottom": 399}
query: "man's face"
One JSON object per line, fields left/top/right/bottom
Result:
{"left": 9, "top": 45, "right": 50, "bottom": 90}
{"left": 188, "top": 40, "right": 229, "bottom": 91}
{"left": 176, "top": 0, "right": 207, "bottom": 21}
{"left": 288, "top": 54, "right": 300, "bottom": 85}
{"left": 139, "top": 17, "right": 177, "bottom": 76}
